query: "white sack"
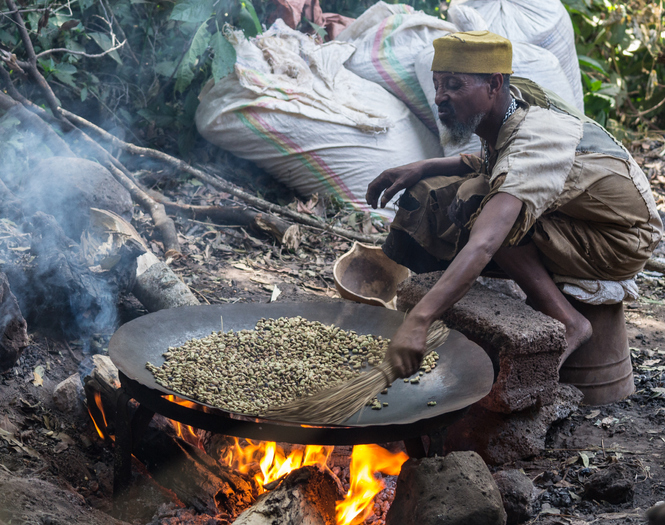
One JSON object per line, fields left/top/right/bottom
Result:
{"left": 337, "top": 2, "right": 458, "bottom": 135}
{"left": 195, "top": 21, "right": 442, "bottom": 220}
{"left": 449, "top": 0, "right": 584, "bottom": 111}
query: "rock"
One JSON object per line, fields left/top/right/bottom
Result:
{"left": 397, "top": 278, "right": 566, "bottom": 414}
{"left": 53, "top": 374, "right": 84, "bottom": 415}
{"left": 0, "top": 272, "right": 28, "bottom": 372}
{"left": 493, "top": 470, "right": 537, "bottom": 524}
{"left": 21, "top": 157, "right": 133, "bottom": 240}
{"left": 385, "top": 451, "right": 507, "bottom": 525}
{"left": 583, "top": 463, "right": 635, "bottom": 504}
{"left": 443, "top": 384, "right": 583, "bottom": 465}
{"left": 646, "top": 501, "right": 665, "bottom": 525}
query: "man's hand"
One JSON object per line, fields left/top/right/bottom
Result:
{"left": 385, "top": 315, "right": 430, "bottom": 378}
{"left": 366, "top": 156, "right": 473, "bottom": 209}
{"left": 366, "top": 161, "right": 426, "bottom": 209}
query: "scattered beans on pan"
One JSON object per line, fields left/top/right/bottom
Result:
{"left": 146, "top": 316, "right": 439, "bottom": 415}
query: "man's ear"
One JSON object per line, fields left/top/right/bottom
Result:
{"left": 488, "top": 73, "right": 504, "bottom": 98}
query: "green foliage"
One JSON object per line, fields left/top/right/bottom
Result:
{"left": 561, "top": 0, "right": 665, "bottom": 135}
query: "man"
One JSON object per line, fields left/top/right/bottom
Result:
{"left": 366, "top": 31, "right": 662, "bottom": 378}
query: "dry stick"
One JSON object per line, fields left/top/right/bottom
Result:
{"left": 60, "top": 109, "right": 387, "bottom": 245}
{"left": 6, "top": 0, "right": 62, "bottom": 118}
{"left": 154, "top": 198, "right": 301, "bottom": 249}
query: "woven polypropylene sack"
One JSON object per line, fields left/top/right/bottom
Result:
{"left": 337, "top": 2, "right": 458, "bottom": 135}
{"left": 195, "top": 21, "right": 442, "bottom": 220}
{"left": 449, "top": 0, "right": 583, "bottom": 111}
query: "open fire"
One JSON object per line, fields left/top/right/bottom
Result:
{"left": 88, "top": 393, "right": 409, "bottom": 524}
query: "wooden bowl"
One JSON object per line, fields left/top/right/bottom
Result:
{"left": 333, "top": 243, "right": 410, "bottom": 309}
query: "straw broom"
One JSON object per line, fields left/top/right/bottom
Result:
{"left": 264, "top": 320, "right": 450, "bottom": 425}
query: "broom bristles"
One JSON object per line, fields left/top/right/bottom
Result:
{"left": 263, "top": 321, "right": 450, "bottom": 425}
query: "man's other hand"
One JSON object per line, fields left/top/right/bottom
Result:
{"left": 366, "top": 161, "right": 425, "bottom": 209}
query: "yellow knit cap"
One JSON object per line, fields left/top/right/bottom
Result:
{"left": 431, "top": 30, "right": 513, "bottom": 74}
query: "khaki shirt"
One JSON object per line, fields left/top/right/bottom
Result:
{"left": 467, "top": 79, "right": 663, "bottom": 280}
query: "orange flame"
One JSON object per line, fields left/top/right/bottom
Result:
{"left": 336, "top": 444, "right": 408, "bottom": 525}
{"left": 220, "top": 438, "right": 333, "bottom": 492}
{"left": 88, "top": 391, "right": 115, "bottom": 441}
{"left": 164, "top": 395, "right": 203, "bottom": 448}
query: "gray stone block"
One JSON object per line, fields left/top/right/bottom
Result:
{"left": 442, "top": 384, "right": 583, "bottom": 465}
{"left": 386, "top": 451, "right": 507, "bottom": 525}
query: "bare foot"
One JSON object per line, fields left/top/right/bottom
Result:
{"left": 558, "top": 314, "right": 593, "bottom": 371}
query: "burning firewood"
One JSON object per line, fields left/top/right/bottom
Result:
{"left": 233, "top": 465, "right": 344, "bottom": 525}
{"left": 134, "top": 426, "right": 256, "bottom": 517}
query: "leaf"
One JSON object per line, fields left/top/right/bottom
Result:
{"left": 585, "top": 409, "right": 601, "bottom": 419}
{"left": 80, "top": 86, "right": 88, "bottom": 102}
{"left": 579, "top": 55, "right": 609, "bottom": 75}
{"left": 210, "top": 31, "right": 236, "bottom": 82}
{"left": 651, "top": 387, "right": 665, "bottom": 397}
{"left": 54, "top": 442, "right": 69, "bottom": 453}
{"left": 238, "top": 1, "right": 262, "bottom": 37}
{"left": 155, "top": 60, "right": 178, "bottom": 77}
{"left": 32, "top": 365, "right": 45, "bottom": 387}
{"left": 307, "top": 18, "right": 328, "bottom": 40}
{"left": 170, "top": 0, "right": 216, "bottom": 24}
{"left": 579, "top": 452, "right": 589, "bottom": 468}
{"left": 88, "top": 32, "right": 122, "bottom": 65}
{"left": 53, "top": 63, "right": 78, "bottom": 88}
{"left": 175, "top": 21, "right": 211, "bottom": 93}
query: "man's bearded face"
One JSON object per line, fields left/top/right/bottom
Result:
{"left": 439, "top": 102, "right": 486, "bottom": 145}
{"left": 433, "top": 72, "right": 489, "bottom": 145}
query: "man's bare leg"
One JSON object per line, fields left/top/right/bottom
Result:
{"left": 492, "top": 242, "right": 592, "bottom": 369}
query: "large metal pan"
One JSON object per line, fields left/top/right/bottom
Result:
{"left": 109, "top": 302, "right": 493, "bottom": 445}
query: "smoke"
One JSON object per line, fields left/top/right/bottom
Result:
{"left": 0, "top": 109, "right": 138, "bottom": 355}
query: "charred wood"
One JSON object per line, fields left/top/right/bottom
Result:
{"left": 233, "top": 465, "right": 344, "bottom": 525}
{"left": 0, "top": 272, "right": 28, "bottom": 372}
{"left": 157, "top": 199, "right": 301, "bottom": 250}
{"left": 134, "top": 427, "right": 256, "bottom": 517}
{"left": 3, "top": 213, "right": 140, "bottom": 339}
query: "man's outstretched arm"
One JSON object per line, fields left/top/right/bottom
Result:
{"left": 385, "top": 192, "right": 523, "bottom": 377}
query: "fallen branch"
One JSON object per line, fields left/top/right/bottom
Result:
{"left": 644, "top": 258, "right": 665, "bottom": 274}
{"left": 60, "top": 108, "right": 387, "bottom": 245}
{"left": 154, "top": 197, "right": 301, "bottom": 250}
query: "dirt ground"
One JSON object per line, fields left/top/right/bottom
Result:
{"left": 0, "top": 142, "right": 664, "bottom": 525}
